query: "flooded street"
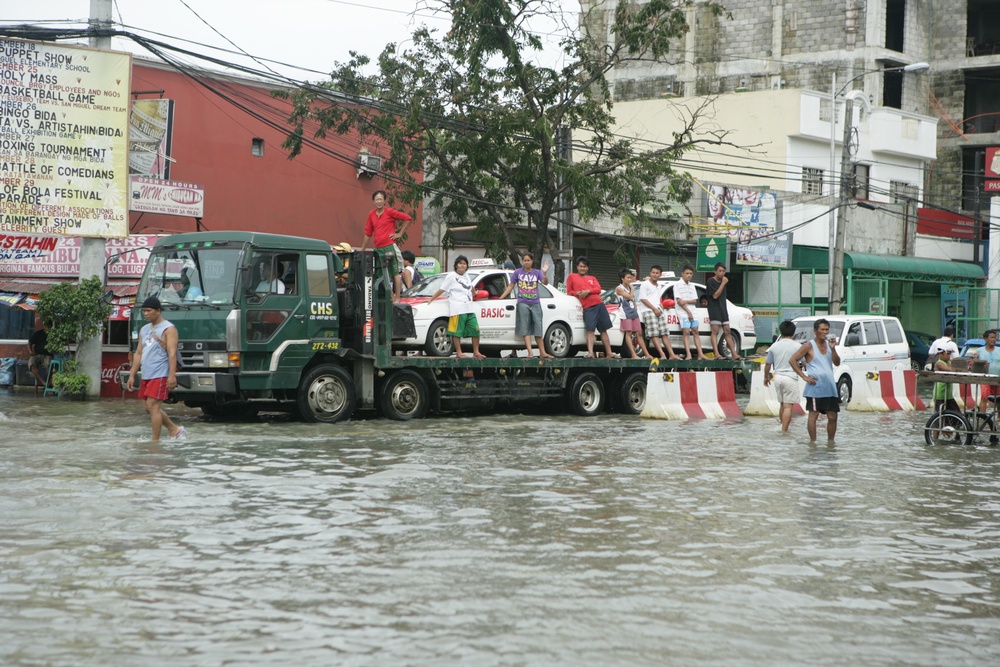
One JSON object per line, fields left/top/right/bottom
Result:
{"left": 1, "top": 393, "right": 999, "bottom": 666}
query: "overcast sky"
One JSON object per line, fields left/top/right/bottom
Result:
{"left": 3, "top": 0, "right": 579, "bottom": 82}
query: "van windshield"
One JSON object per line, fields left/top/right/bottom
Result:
{"left": 792, "top": 320, "right": 845, "bottom": 342}
{"left": 137, "top": 246, "right": 245, "bottom": 307}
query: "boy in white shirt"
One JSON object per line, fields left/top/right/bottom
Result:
{"left": 636, "top": 265, "right": 680, "bottom": 360}
{"left": 429, "top": 255, "right": 485, "bottom": 359}
{"left": 673, "top": 265, "right": 709, "bottom": 360}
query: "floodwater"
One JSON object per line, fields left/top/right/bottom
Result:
{"left": 1, "top": 393, "right": 999, "bottom": 667}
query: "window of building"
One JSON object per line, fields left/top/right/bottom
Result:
{"left": 0, "top": 308, "right": 34, "bottom": 340}
{"left": 251, "top": 137, "right": 264, "bottom": 157}
{"left": 102, "top": 319, "right": 130, "bottom": 346}
{"left": 802, "top": 167, "right": 824, "bottom": 195}
{"left": 885, "top": 0, "right": 905, "bottom": 52}
{"left": 890, "top": 181, "right": 919, "bottom": 203}
{"left": 967, "top": 0, "right": 1000, "bottom": 57}
{"left": 963, "top": 67, "right": 1000, "bottom": 134}
{"left": 962, "top": 147, "right": 991, "bottom": 214}
{"left": 883, "top": 69, "right": 903, "bottom": 109}
{"left": 853, "top": 164, "right": 871, "bottom": 199}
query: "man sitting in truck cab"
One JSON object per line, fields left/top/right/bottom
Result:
{"left": 256, "top": 262, "right": 286, "bottom": 294}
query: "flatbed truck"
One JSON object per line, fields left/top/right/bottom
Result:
{"left": 121, "top": 231, "right": 747, "bottom": 421}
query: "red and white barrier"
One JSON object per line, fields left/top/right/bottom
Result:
{"left": 954, "top": 383, "right": 980, "bottom": 410}
{"left": 743, "top": 368, "right": 806, "bottom": 417}
{"left": 641, "top": 371, "right": 743, "bottom": 420}
{"left": 846, "top": 369, "right": 926, "bottom": 412}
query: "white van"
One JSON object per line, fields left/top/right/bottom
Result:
{"left": 790, "top": 315, "right": 911, "bottom": 403}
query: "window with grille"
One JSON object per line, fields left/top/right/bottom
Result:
{"left": 803, "top": 167, "right": 824, "bottom": 195}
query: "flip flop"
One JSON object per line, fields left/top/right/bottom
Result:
{"left": 171, "top": 426, "right": 186, "bottom": 440}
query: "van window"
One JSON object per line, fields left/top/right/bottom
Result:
{"left": 884, "top": 319, "right": 904, "bottom": 344}
{"left": 863, "top": 320, "right": 885, "bottom": 345}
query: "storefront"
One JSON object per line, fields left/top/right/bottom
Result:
{"left": 0, "top": 234, "right": 160, "bottom": 396}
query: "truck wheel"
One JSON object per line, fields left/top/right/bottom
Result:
{"left": 297, "top": 364, "right": 356, "bottom": 423}
{"left": 425, "top": 318, "right": 453, "bottom": 356}
{"left": 567, "top": 372, "right": 605, "bottom": 416}
{"left": 544, "top": 322, "right": 572, "bottom": 358}
{"left": 381, "top": 370, "right": 429, "bottom": 421}
{"left": 617, "top": 372, "right": 647, "bottom": 415}
{"left": 837, "top": 375, "right": 852, "bottom": 404}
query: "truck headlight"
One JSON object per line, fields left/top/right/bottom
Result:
{"left": 207, "top": 352, "right": 229, "bottom": 368}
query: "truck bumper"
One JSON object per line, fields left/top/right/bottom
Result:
{"left": 118, "top": 370, "right": 237, "bottom": 395}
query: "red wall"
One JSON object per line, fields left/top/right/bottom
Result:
{"left": 127, "top": 62, "right": 422, "bottom": 250}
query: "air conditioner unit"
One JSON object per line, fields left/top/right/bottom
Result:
{"left": 357, "top": 153, "right": 381, "bottom": 178}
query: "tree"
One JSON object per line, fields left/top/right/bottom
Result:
{"left": 277, "top": 0, "right": 729, "bottom": 266}
{"left": 35, "top": 277, "right": 112, "bottom": 359}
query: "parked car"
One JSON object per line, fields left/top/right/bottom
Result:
{"left": 791, "top": 315, "right": 910, "bottom": 403}
{"left": 602, "top": 277, "right": 757, "bottom": 357}
{"left": 905, "top": 330, "right": 935, "bottom": 371}
{"left": 959, "top": 338, "right": 986, "bottom": 358}
{"left": 396, "top": 267, "right": 586, "bottom": 357}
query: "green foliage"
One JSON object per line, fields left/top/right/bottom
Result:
{"left": 276, "top": 0, "right": 731, "bottom": 261}
{"left": 35, "top": 277, "right": 113, "bottom": 359}
{"left": 50, "top": 359, "right": 90, "bottom": 397}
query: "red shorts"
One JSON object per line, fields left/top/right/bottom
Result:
{"left": 138, "top": 377, "right": 171, "bottom": 401}
{"left": 983, "top": 385, "right": 1000, "bottom": 400}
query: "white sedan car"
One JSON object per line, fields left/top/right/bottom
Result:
{"left": 396, "top": 268, "right": 587, "bottom": 357}
{"left": 603, "top": 278, "right": 757, "bottom": 357}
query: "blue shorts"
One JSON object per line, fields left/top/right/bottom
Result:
{"left": 678, "top": 316, "right": 699, "bottom": 330}
{"left": 583, "top": 304, "right": 613, "bottom": 333}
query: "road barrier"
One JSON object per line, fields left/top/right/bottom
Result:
{"left": 846, "top": 369, "right": 926, "bottom": 412}
{"left": 743, "top": 369, "right": 806, "bottom": 417}
{"left": 641, "top": 371, "right": 742, "bottom": 420}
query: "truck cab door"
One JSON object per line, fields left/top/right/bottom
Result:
{"left": 242, "top": 251, "right": 308, "bottom": 372}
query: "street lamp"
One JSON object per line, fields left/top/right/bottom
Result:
{"left": 827, "top": 62, "right": 930, "bottom": 314}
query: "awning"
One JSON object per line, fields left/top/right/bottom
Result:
{"left": 0, "top": 280, "right": 61, "bottom": 310}
{"left": 844, "top": 252, "right": 984, "bottom": 282}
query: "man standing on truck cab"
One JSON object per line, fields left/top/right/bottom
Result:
{"left": 789, "top": 318, "right": 841, "bottom": 443}
{"left": 360, "top": 190, "right": 412, "bottom": 302}
{"left": 429, "top": 255, "right": 486, "bottom": 359}
{"left": 126, "top": 297, "right": 185, "bottom": 442}
{"left": 499, "top": 252, "right": 553, "bottom": 359}
{"left": 566, "top": 256, "right": 618, "bottom": 359}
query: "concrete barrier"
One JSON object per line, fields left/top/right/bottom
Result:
{"left": 743, "top": 368, "right": 806, "bottom": 417}
{"left": 846, "top": 369, "right": 926, "bottom": 412}
{"left": 641, "top": 371, "right": 743, "bottom": 420}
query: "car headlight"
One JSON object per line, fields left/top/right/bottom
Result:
{"left": 207, "top": 352, "right": 229, "bottom": 368}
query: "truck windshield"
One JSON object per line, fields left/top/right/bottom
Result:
{"left": 137, "top": 247, "right": 244, "bottom": 307}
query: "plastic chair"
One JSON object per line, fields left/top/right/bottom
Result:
{"left": 43, "top": 356, "right": 65, "bottom": 397}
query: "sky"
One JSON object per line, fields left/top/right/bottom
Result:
{"left": 3, "top": 0, "right": 580, "bottom": 83}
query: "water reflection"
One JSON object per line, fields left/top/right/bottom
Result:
{"left": 1, "top": 394, "right": 999, "bottom": 666}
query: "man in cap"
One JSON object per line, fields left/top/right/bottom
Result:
{"left": 126, "top": 296, "right": 185, "bottom": 441}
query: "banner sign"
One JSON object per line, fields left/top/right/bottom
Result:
{"left": 705, "top": 186, "right": 787, "bottom": 267}
{"left": 129, "top": 176, "right": 205, "bottom": 217}
{"left": 696, "top": 237, "right": 729, "bottom": 271}
{"left": 0, "top": 233, "right": 159, "bottom": 277}
{"left": 0, "top": 39, "right": 132, "bottom": 238}
{"left": 129, "top": 99, "right": 174, "bottom": 179}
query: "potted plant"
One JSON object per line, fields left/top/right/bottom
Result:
{"left": 35, "top": 277, "right": 113, "bottom": 399}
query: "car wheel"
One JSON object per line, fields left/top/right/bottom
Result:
{"left": 424, "top": 318, "right": 453, "bottom": 356}
{"left": 567, "top": 372, "right": 605, "bottom": 416}
{"left": 721, "top": 331, "right": 742, "bottom": 359}
{"left": 544, "top": 322, "right": 572, "bottom": 358}
{"left": 910, "top": 359, "right": 922, "bottom": 371}
{"left": 837, "top": 375, "right": 852, "bottom": 404}
{"left": 380, "top": 370, "right": 429, "bottom": 421}
{"left": 297, "top": 364, "right": 356, "bottom": 423}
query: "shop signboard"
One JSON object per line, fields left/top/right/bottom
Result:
{"left": 0, "top": 233, "right": 160, "bottom": 277}
{"left": 128, "top": 176, "right": 205, "bottom": 217}
{"left": 696, "top": 237, "right": 729, "bottom": 271}
{"left": 0, "top": 38, "right": 132, "bottom": 238}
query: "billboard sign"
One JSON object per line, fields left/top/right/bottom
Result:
{"left": 129, "top": 176, "right": 205, "bottom": 217}
{"left": 0, "top": 39, "right": 132, "bottom": 238}
{"left": 128, "top": 99, "right": 173, "bottom": 179}
{"left": 0, "top": 233, "right": 160, "bottom": 277}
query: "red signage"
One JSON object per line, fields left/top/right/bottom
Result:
{"left": 0, "top": 234, "right": 160, "bottom": 277}
{"left": 985, "top": 180, "right": 1000, "bottom": 193}
{"left": 916, "top": 208, "right": 975, "bottom": 240}
{"left": 986, "top": 147, "right": 1000, "bottom": 179}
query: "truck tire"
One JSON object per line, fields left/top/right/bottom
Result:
{"left": 544, "top": 322, "right": 572, "bottom": 358}
{"left": 381, "top": 370, "right": 429, "bottom": 421}
{"left": 198, "top": 403, "right": 259, "bottom": 421}
{"left": 567, "top": 372, "right": 605, "bottom": 416}
{"left": 425, "top": 318, "right": 454, "bottom": 356}
{"left": 616, "top": 372, "right": 647, "bottom": 415}
{"left": 297, "top": 364, "right": 356, "bottom": 423}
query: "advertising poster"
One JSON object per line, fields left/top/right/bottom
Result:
{"left": 941, "top": 284, "right": 970, "bottom": 343}
{"left": 0, "top": 38, "right": 132, "bottom": 238}
{"left": 0, "top": 232, "right": 159, "bottom": 277}
{"left": 128, "top": 99, "right": 173, "bottom": 179}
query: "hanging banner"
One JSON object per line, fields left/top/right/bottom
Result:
{"left": 696, "top": 237, "right": 729, "bottom": 271}
{"left": 128, "top": 99, "right": 174, "bottom": 179}
{"left": 0, "top": 39, "right": 132, "bottom": 238}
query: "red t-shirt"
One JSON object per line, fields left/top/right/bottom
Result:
{"left": 364, "top": 206, "right": 412, "bottom": 248}
{"left": 566, "top": 273, "right": 603, "bottom": 308}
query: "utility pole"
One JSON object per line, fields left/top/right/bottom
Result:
{"left": 829, "top": 95, "right": 856, "bottom": 315}
{"left": 75, "top": 0, "right": 115, "bottom": 396}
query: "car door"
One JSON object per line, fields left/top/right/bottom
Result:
{"left": 473, "top": 272, "right": 514, "bottom": 345}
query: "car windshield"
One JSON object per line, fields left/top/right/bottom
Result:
{"left": 792, "top": 320, "right": 845, "bottom": 342}
{"left": 402, "top": 270, "right": 487, "bottom": 298}
{"left": 137, "top": 246, "right": 244, "bottom": 307}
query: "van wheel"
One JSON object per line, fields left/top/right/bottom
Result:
{"left": 837, "top": 375, "right": 853, "bottom": 404}
{"left": 297, "top": 364, "right": 356, "bottom": 423}
{"left": 381, "top": 370, "right": 430, "bottom": 420}
{"left": 425, "top": 318, "right": 453, "bottom": 356}
{"left": 567, "top": 372, "right": 605, "bottom": 416}
{"left": 617, "top": 372, "right": 646, "bottom": 415}
{"left": 544, "top": 322, "right": 572, "bottom": 358}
